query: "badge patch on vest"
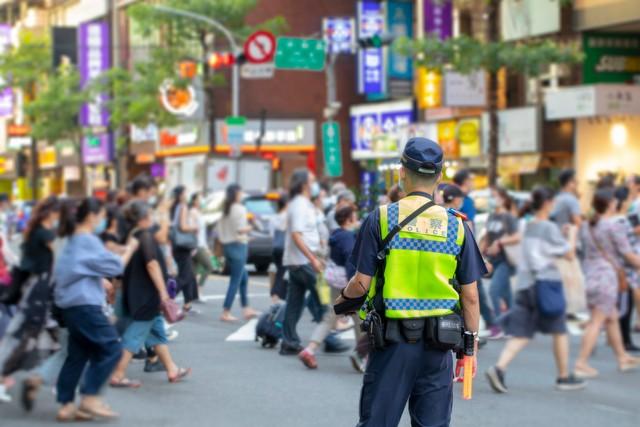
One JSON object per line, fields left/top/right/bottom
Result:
{"left": 398, "top": 214, "right": 448, "bottom": 238}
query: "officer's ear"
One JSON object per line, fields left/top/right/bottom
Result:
{"left": 399, "top": 166, "right": 407, "bottom": 181}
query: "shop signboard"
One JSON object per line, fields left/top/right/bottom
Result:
{"left": 436, "top": 120, "right": 458, "bottom": 158}
{"left": 214, "top": 119, "right": 315, "bottom": 153}
{"left": 357, "top": 1, "right": 386, "bottom": 95}
{"left": 323, "top": 17, "right": 356, "bottom": 54}
{"left": 500, "top": 0, "right": 560, "bottom": 42}
{"left": 443, "top": 71, "right": 487, "bottom": 107}
{"left": 274, "top": 37, "right": 326, "bottom": 71}
{"left": 482, "top": 107, "right": 539, "bottom": 154}
{"left": 38, "top": 145, "right": 57, "bottom": 169}
{"left": 130, "top": 123, "right": 158, "bottom": 155}
{"left": 350, "top": 99, "right": 414, "bottom": 160}
{"left": 457, "top": 118, "right": 481, "bottom": 158}
{"left": 81, "top": 133, "right": 112, "bottom": 164}
{"left": 424, "top": 0, "right": 452, "bottom": 40}
{"left": 387, "top": 1, "right": 413, "bottom": 80}
{"left": 545, "top": 84, "right": 640, "bottom": 120}
{"left": 78, "top": 21, "right": 110, "bottom": 128}
{"left": 0, "top": 24, "right": 13, "bottom": 117}
{"left": 583, "top": 33, "right": 640, "bottom": 84}
{"left": 322, "top": 121, "right": 342, "bottom": 178}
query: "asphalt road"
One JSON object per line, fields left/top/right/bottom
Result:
{"left": 1, "top": 275, "right": 639, "bottom": 426}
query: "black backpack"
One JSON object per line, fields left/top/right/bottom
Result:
{"left": 255, "top": 302, "right": 286, "bottom": 348}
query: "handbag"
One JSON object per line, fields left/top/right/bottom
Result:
{"left": 170, "top": 205, "right": 197, "bottom": 250}
{"left": 588, "top": 226, "right": 629, "bottom": 293}
{"left": 160, "top": 299, "right": 185, "bottom": 324}
{"left": 534, "top": 279, "right": 566, "bottom": 318}
{"left": 324, "top": 260, "right": 348, "bottom": 289}
{"left": 502, "top": 243, "right": 521, "bottom": 267}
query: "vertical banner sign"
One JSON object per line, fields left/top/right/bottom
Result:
{"left": 387, "top": 1, "right": 413, "bottom": 80}
{"left": 357, "top": 1, "right": 386, "bottom": 95}
{"left": 424, "top": 0, "right": 453, "bottom": 40}
{"left": 0, "top": 24, "right": 13, "bottom": 117}
{"left": 323, "top": 17, "right": 356, "bottom": 54}
{"left": 322, "top": 121, "right": 342, "bottom": 177}
{"left": 78, "top": 21, "right": 110, "bottom": 127}
{"left": 82, "top": 134, "right": 112, "bottom": 165}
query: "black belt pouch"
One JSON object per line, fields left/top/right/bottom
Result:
{"left": 400, "top": 319, "right": 426, "bottom": 343}
{"left": 425, "top": 314, "right": 463, "bottom": 351}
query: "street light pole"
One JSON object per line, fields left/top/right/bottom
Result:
{"left": 153, "top": 4, "right": 241, "bottom": 116}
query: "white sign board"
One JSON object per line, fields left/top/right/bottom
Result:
{"left": 545, "top": 84, "right": 640, "bottom": 120}
{"left": 207, "top": 158, "right": 271, "bottom": 194}
{"left": 443, "top": 71, "right": 487, "bottom": 107}
{"left": 241, "top": 63, "right": 275, "bottom": 79}
{"left": 483, "top": 107, "right": 539, "bottom": 154}
{"left": 130, "top": 123, "right": 159, "bottom": 143}
{"left": 501, "top": 0, "right": 560, "bottom": 41}
{"left": 207, "top": 158, "right": 238, "bottom": 192}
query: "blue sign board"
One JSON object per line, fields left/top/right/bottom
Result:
{"left": 357, "top": 1, "right": 386, "bottom": 95}
{"left": 387, "top": 1, "right": 413, "bottom": 80}
{"left": 323, "top": 17, "right": 355, "bottom": 54}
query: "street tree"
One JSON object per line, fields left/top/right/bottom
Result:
{"left": 395, "top": 0, "right": 582, "bottom": 185}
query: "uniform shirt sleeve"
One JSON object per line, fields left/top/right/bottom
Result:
{"left": 456, "top": 222, "right": 488, "bottom": 285}
{"left": 349, "top": 209, "right": 382, "bottom": 277}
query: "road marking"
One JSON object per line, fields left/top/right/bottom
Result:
{"left": 593, "top": 404, "right": 634, "bottom": 416}
{"left": 176, "top": 293, "right": 270, "bottom": 303}
{"left": 226, "top": 318, "right": 259, "bottom": 341}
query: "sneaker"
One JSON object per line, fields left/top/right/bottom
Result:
{"left": 487, "top": 326, "right": 505, "bottom": 340}
{"left": 624, "top": 343, "right": 640, "bottom": 354}
{"left": 0, "top": 385, "right": 11, "bottom": 403}
{"left": 298, "top": 349, "right": 318, "bottom": 369}
{"left": 279, "top": 343, "right": 303, "bottom": 356}
{"left": 556, "top": 375, "right": 586, "bottom": 391}
{"left": 324, "top": 334, "right": 351, "bottom": 353}
{"left": 349, "top": 352, "right": 366, "bottom": 373}
{"left": 132, "top": 349, "right": 147, "bottom": 361}
{"left": 144, "top": 359, "right": 167, "bottom": 373}
{"left": 167, "top": 330, "right": 179, "bottom": 342}
{"left": 486, "top": 366, "right": 508, "bottom": 394}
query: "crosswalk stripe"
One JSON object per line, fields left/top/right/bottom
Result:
{"left": 225, "top": 318, "right": 259, "bottom": 341}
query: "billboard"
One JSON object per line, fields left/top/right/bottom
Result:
{"left": 357, "top": 1, "right": 386, "bottom": 95}
{"left": 78, "top": 21, "right": 110, "bottom": 128}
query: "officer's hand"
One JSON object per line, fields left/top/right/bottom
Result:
{"left": 454, "top": 356, "right": 477, "bottom": 382}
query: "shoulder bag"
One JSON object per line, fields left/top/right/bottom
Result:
{"left": 170, "top": 205, "right": 198, "bottom": 251}
{"left": 588, "top": 225, "right": 629, "bottom": 293}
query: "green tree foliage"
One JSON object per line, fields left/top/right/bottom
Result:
{"left": 0, "top": 30, "right": 50, "bottom": 98}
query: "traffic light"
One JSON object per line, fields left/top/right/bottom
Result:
{"left": 208, "top": 52, "right": 235, "bottom": 69}
{"left": 357, "top": 34, "right": 394, "bottom": 48}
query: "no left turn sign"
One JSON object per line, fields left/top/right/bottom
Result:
{"left": 244, "top": 31, "right": 276, "bottom": 64}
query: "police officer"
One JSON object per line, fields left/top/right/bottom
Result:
{"left": 335, "top": 138, "right": 486, "bottom": 427}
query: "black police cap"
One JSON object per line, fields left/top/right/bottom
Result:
{"left": 401, "top": 137, "right": 443, "bottom": 175}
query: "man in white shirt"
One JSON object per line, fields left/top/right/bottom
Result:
{"left": 280, "top": 169, "right": 324, "bottom": 355}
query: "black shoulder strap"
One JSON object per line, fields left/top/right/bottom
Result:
{"left": 376, "top": 198, "right": 436, "bottom": 261}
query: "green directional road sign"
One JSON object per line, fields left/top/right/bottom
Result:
{"left": 275, "top": 37, "right": 326, "bottom": 71}
{"left": 322, "top": 121, "right": 342, "bottom": 178}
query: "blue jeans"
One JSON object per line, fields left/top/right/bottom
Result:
{"left": 223, "top": 243, "right": 249, "bottom": 310}
{"left": 57, "top": 306, "right": 122, "bottom": 404}
{"left": 282, "top": 264, "right": 317, "bottom": 348}
{"left": 490, "top": 260, "right": 514, "bottom": 317}
{"left": 478, "top": 279, "right": 496, "bottom": 327}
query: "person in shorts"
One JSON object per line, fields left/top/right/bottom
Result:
{"left": 485, "top": 187, "right": 586, "bottom": 393}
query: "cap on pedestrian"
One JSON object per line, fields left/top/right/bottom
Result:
{"left": 401, "top": 137, "right": 443, "bottom": 175}
{"left": 441, "top": 184, "right": 464, "bottom": 203}
{"left": 337, "top": 189, "right": 356, "bottom": 204}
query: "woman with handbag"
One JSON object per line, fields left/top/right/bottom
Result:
{"left": 52, "top": 197, "right": 138, "bottom": 421}
{"left": 170, "top": 186, "right": 199, "bottom": 312}
{"left": 575, "top": 189, "right": 640, "bottom": 378}
{"left": 480, "top": 187, "right": 521, "bottom": 321}
{"left": 189, "top": 193, "right": 213, "bottom": 288}
{"left": 110, "top": 201, "right": 191, "bottom": 389}
{"left": 486, "top": 187, "right": 586, "bottom": 393}
{"left": 217, "top": 184, "right": 258, "bottom": 322}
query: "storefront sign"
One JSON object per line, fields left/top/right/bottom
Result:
{"left": 130, "top": 123, "right": 158, "bottom": 155}
{"left": 387, "top": 1, "right": 413, "bottom": 80}
{"left": 583, "top": 33, "right": 640, "bottom": 84}
{"left": 150, "top": 163, "right": 165, "bottom": 178}
{"left": 159, "top": 80, "right": 201, "bottom": 118}
{"left": 500, "top": 0, "right": 560, "bottom": 42}
{"left": 444, "top": 71, "right": 486, "bottom": 107}
{"left": 82, "top": 133, "right": 112, "bottom": 164}
{"left": 350, "top": 99, "right": 414, "bottom": 160}
{"left": 78, "top": 21, "right": 110, "bottom": 128}
{"left": 482, "top": 107, "right": 539, "bottom": 154}
{"left": 7, "top": 123, "right": 30, "bottom": 136}
{"left": 545, "top": 85, "right": 640, "bottom": 120}
{"left": 38, "top": 146, "right": 57, "bottom": 169}
{"left": 157, "top": 123, "right": 209, "bottom": 156}
{"left": 457, "top": 118, "right": 481, "bottom": 158}
{"left": 357, "top": 1, "right": 386, "bottom": 95}
{"left": 0, "top": 24, "right": 13, "bottom": 118}
{"left": 0, "top": 154, "right": 15, "bottom": 177}
{"left": 424, "top": 0, "right": 452, "bottom": 40}
{"left": 416, "top": 67, "right": 441, "bottom": 109}
{"left": 436, "top": 120, "right": 458, "bottom": 158}
{"left": 214, "top": 119, "right": 315, "bottom": 153}
{"left": 8, "top": 137, "right": 30, "bottom": 150}
{"left": 323, "top": 17, "right": 356, "bottom": 54}
{"left": 322, "top": 121, "right": 342, "bottom": 177}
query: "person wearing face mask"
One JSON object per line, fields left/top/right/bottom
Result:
{"left": 0, "top": 196, "right": 62, "bottom": 404}
{"left": 52, "top": 197, "right": 138, "bottom": 421}
{"left": 216, "top": 184, "right": 258, "bottom": 322}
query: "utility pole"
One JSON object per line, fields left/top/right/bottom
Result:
{"left": 487, "top": 0, "right": 500, "bottom": 187}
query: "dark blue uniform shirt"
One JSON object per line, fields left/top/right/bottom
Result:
{"left": 349, "top": 195, "right": 487, "bottom": 285}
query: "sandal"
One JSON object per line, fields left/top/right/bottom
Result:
{"left": 220, "top": 313, "right": 238, "bottom": 323}
{"left": 242, "top": 309, "right": 260, "bottom": 321}
{"left": 109, "top": 377, "right": 142, "bottom": 388}
{"left": 574, "top": 365, "right": 599, "bottom": 379}
{"left": 168, "top": 367, "right": 192, "bottom": 383}
{"left": 56, "top": 405, "right": 94, "bottom": 422}
{"left": 79, "top": 402, "right": 118, "bottom": 419}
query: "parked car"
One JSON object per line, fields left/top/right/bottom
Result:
{"left": 202, "top": 190, "right": 280, "bottom": 274}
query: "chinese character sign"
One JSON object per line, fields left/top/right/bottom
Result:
{"left": 0, "top": 24, "right": 13, "bottom": 117}
{"left": 323, "top": 17, "right": 355, "bottom": 54}
{"left": 82, "top": 134, "right": 112, "bottom": 164}
{"left": 387, "top": 1, "right": 413, "bottom": 80}
{"left": 425, "top": 0, "right": 452, "bottom": 40}
{"left": 357, "top": 1, "right": 386, "bottom": 95}
{"left": 78, "top": 21, "right": 110, "bottom": 127}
